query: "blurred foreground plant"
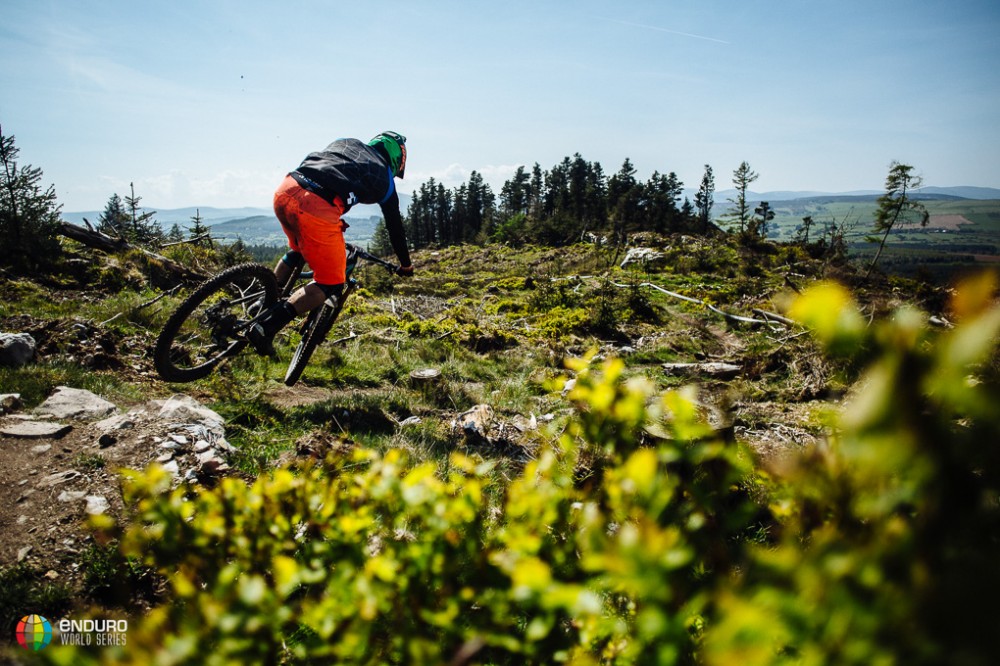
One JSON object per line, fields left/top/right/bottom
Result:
{"left": 706, "top": 272, "right": 1000, "bottom": 665}
{"left": 42, "top": 274, "right": 1000, "bottom": 665}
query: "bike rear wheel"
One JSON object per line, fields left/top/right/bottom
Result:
{"left": 154, "top": 263, "right": 279, "bottom": 382}
{"left": 283, "top": 301, "right": 340, "bottom": 387}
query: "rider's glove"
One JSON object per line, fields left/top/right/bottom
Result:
{"left": 396, "top": 264, "right": 414, "bottom": 278}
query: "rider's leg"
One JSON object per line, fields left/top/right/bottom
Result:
{"left": 247, "top": 182, "right": 347, "bottom": 356}
{"left": 247, "top": 281, "right": 343, "bottom": 355}
{"left": 274, "top": 251, "right": 303, "bottom": 289}
{"left": 287, "top": 280, "right": 327, "bottom": 313}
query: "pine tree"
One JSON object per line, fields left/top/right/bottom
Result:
{"left": 97, "top": 194, "right": 130, "bottom": 238}
{"left": 865, "top": 161, "right": 928, "bottom": 279}
{"left": 167, "top": 223, "right": 185, "bottom": 243}
{"left": 433, "top": 181, "right": 452, "bottom": 246}
{"left": 793, "top": 215, "right": 814, "bottom": 244}
{"left": 752, "top": 201, "right": 776, "bottom": 239}
{"left": 724, "top": 161, "right": 758, "bottom": 235}
{"left": 695, "top": 165, "right": 715, "bottom": 233}
{"left": 528, "top": 163, "right": 544, "bottom": 221}
{"left": 370, "top": 219, "right": 393, "bottom": 256}
{"left": 643, "top": 171, "right": 684, "bottom": 233}
{"left": 188, "top": 209, "right": 212, "bottom": 246}
{"left": 0, "top": 124, "right": 62, "bottom": 270}
{"left": 608, "top": 159, "right": 640, "bottom": 244}
{"left": 124, "top": 182, "right": 162, "bottom": 246}
{"left": 500, "top": 166, "right": 530, "bottom": 219}
{"left": 584, "top": 161, "right": 607, "bottom": 229}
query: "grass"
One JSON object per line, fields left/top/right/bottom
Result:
{"left": 0, "top": 563, "right": 74, "bottom": 638}
{"left": 0, "top": 362, "right": 147, "bottom": 408}
{"left": 71, "top": 452, "right": 107, "bottom": 471}
{"left": 0, "top": 238, "right": 884, "bottom": 470}
{"left": 79, "top": 543, "right": 160, "bottom": 608}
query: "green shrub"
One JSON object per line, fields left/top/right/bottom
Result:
{"left": 705, "top": 272, "right": 1000, "bottom": 665}
{"left": 42, "top": 273, "right": 1000, "bottom": 665}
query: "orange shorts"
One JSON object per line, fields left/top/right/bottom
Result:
{"left": 272, "top": 175, "right": 348, "bottom": 285}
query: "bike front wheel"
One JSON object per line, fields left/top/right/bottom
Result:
{"left": 154, "top": 263, "right": 279, "bottom": 382}
{"left": 283, "top": 302, "right": 339, "bottom": 387}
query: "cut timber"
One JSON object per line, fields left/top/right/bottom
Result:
{"left": 59, "top": 221, "right": 208, "bottom": 286}
{"left": 663, "top": 362, "right": 741, "bottom": 380}
{"left": 409, "top": 368, "right": 442, "bottom": 383}
{"left": 409, "top": 368, "right": 443, "bottom": 398}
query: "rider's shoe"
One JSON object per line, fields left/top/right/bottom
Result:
{"left": 246, "top": 301, "right": 297, "bottom": 357}
{"left": 246, "top": 322, "right": 277, "bottom": 357}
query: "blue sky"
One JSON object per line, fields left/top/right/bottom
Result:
{"left": 2, "top": 0, "right": 999, "bottom": 212}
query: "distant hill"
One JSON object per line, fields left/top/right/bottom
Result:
{"left": 704, "top": 186, "right": 1000, "bottom": 204}
{"left": 61, "top": 197, "right": 408, "bottom": 247}
{"left": 210, "top": 214, "right": 384, "bottom": 246}
{"left": 914, "top": 186, "right": 1000, "bottom": 199}
{"left": 61, "top": 188, "right": 999, "bottom": 247}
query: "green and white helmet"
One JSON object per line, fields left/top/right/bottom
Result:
{"left": 368, "top": 131, "right": 407, "bottom": 179}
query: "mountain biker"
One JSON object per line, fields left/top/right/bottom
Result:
{"left": 248, "top": 131, "right": 413, "bottom": 355}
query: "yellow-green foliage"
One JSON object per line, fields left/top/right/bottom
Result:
{"left": 43, "top": 274, "right": 1000, "bottom": 665}
{"left": 705, "top": 273, "right": 1000, "bottom": 665}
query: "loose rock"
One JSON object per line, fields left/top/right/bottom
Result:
{"left": 84, "top": 495, "right": 110, "bottom": 515}
{"left": 34, "top": 386, "right": 117, "bottom": 421}
{"left": 0, "top": 393, "right": 23, "bottom": 414}
{"left": 39, "top": 470, "right": 81, "bottom": 487}
{"left": 0, "top": 420, "right": 73, "bottom": 440}
{"left": 0, "top": 333, "right": 36, "bottom": 368}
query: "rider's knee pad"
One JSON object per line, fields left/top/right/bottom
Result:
{"left": 312, "top": 281, "right": 344, "bottom": 299}
{"left": 281, "top": 250, "right": 304, "bottom": 268}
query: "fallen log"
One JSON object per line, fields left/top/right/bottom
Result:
{"left": 663, "top": 362, "right": 742, "bottom": 380}
{"left": 58, "top": 221, "right": 129, "bottom": 253}
{"left": 59, "top": 221, "right": 209, "bottom": 286}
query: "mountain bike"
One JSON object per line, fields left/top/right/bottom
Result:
{"left": 153, "top": 243, "right": 397, "bottom": 386}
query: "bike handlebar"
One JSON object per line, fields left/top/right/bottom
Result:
{"left": 297, "top": 244, "right": 399, "bottom": 281}
{"left": 349, "top": 244, "right": 398, "bottom": 272}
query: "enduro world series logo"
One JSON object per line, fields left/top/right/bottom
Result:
{"left": 14, "top": 614, "right": 128, "bottom": 650}
{"left": 15, "top": 615, "right": 52, "bottom": 651}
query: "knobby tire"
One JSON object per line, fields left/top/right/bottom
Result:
{"left": 283, "top": 301, "right": 340, "bottom": 387}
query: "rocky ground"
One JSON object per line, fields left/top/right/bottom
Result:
{"left": 0, "top": 388, "right": 234, "bottom": 592}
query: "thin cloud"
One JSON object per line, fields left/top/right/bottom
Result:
{"left": 598, "top": 17, "right": 730, "bottom": 45}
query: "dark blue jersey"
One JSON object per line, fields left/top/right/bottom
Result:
{"left": 293, "top": 138, "right": 395, "bottom": 209}
{"left": 290, "top": 138, "right": 410, "bottom": 267}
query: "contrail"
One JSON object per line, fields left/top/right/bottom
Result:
{"left": 599, "top": 17, "right": 730, "bottom": 44}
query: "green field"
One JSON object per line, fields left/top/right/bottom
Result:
{"left": 750, "top": 197, "right": 1000, "bottom": 280}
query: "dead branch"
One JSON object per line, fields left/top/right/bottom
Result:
{"left": 58, "top": 220, "right": 209, "bottom": 286}
{"left": 329, "top": 332, "right": 359, "bottom": 346}
{"left": 632, "top": 282, "right": 780, "bottom": 327}
{"left": 138, "top": 285, "right": 181, "bottom": 310}
{"left": 752, "top": 308, "right": 798, "bottom": 327}
{"left": 160, "top": 233, "right": 211, "bottom": 249}
{"left": 98, "top": 312, "right": 123, "bottom": 327}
